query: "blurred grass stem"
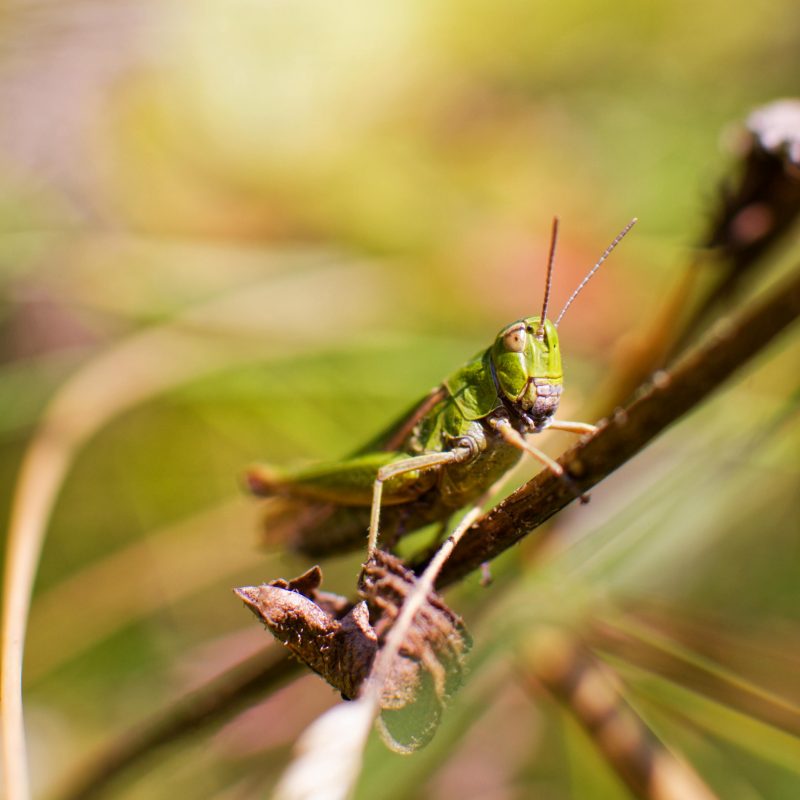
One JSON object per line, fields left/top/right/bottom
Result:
{"left": 524, "top": 627, "right": 719, "bottom": 800}
{"left": 1, "top": 262, "right": 388, "bottom": 800}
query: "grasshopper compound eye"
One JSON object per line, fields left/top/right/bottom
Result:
{"left": 502, "top": 323, "right": 527, "bottom": 353}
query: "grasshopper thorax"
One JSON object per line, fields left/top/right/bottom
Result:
{"left": 491, "top": 316, "right": 563, "bottom": 432}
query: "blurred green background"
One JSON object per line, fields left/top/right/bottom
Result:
{"left": 1, "top": 1, "right": 798, "bottom": 798}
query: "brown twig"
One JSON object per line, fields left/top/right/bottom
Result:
{"left": 52, "top": 647, "right": 301, "bottom": 800}
{"left": 432, "top": 264, "right": 800, "bottom": 588}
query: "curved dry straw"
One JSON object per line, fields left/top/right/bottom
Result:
{"left": 0, "top": 260, "right": 389, "bottom": 800}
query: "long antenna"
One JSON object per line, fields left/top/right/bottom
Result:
{"left": 536, "top": 216, "right": 559, "bottom": 338}
{"left": 554, "top": 217, "right": 638, "bottom": 328}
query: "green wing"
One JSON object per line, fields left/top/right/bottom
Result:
{"left": 248, "top": 355, "right": 498, "bottom": 555}
{"left": 247, "top": 450, "right": 437, "bottom": 506}
{"left": 351, "top": 384, "right": 448, "bottom": 455}
{"left": 355, "top": 346, "right": 500, "bottom": 454}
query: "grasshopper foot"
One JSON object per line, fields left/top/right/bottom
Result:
{"left": 561, "top": 472, "right": 590, "bottom": 504}
{"left": 244, "top": 465, "right": 280, "bottom": 496}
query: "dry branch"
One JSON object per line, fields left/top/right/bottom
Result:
{"left": 56, "top": 263, "right": 800, "bottom": 799}
{"left": 432, "top": 264, "right": 800, "bottom": 587}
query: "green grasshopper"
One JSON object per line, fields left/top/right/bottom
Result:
{"left": 247, "top": 218, "right": 637, "bottom": 559}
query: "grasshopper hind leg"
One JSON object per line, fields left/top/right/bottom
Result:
{"left": 246, "top": 449, "right": 472, "bottom": 557}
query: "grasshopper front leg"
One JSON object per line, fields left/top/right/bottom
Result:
{"left": 368, "top": 447, "right": 473, "bottom": 556}
{"left": 489, "top": 418, "right": 566, "bottom": 479}
{"left": 548, "top": 420, "right": 598, "bottom": 435}
{"left": 489, "top": 417, "right": 589, "bottom": 503}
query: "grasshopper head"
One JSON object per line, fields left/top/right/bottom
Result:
{"left": 488, "top": 216, "right": 637, "bottom": 432}
{"left": 491, "top": 316, "right": 563, "bottom": 431}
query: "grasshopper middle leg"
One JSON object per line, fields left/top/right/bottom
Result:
{"left": 368, "top": 447, "right": 472, "bottom": 556}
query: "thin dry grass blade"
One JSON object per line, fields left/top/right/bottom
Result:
{"left": 1, "top": 261, "right": 389, "bottom": 800}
